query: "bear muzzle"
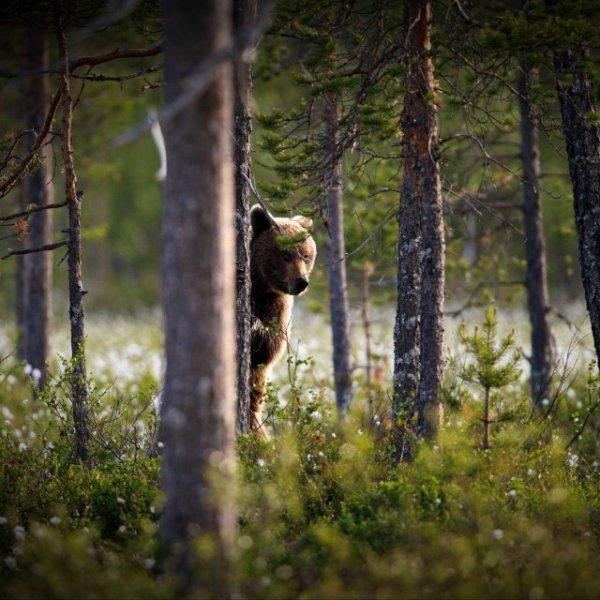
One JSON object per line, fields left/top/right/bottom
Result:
{"left": 290, "top": 277, "right": 309, "bottom": 295}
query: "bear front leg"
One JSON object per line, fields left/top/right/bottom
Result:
{"left": 250, "top": 366, "right": 268, "bottom": 440}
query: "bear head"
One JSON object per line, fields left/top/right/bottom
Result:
{"left": 250, "top": 204, "right": 317, "bottom": 296}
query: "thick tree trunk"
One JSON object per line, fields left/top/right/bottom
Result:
{"left": 393, "top": 0, "right": 444, "bottom": 437}
{"left": 160, "top": 0, "right": 236, "bottom": 590}
{"left": 234, "top": 0, "right": 256, "bottom": 435}
{"left": 22, "top": 31, "right": 54, "bottom": 389}
{"left": 553, "top": 49, "right": 600, "bottom": 373}
{"left": 324, "top": 95, "right": 353, "bottom": 413}
{"left": 518, "top": 59, "right": 555, "bottom": 404}
{"left": 57, "top": 17, "right": 89, "bottom": 465}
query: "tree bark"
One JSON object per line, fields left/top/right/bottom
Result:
{"left": 393, "top": 0, "right": 444, "bottom": 437}
{"left": 553, "top": 48, "right": 600, "bottom": 374}
{"left": 324, "top": 95, "right": 353, "bottom": 413}
{"left": 15, "top": 181, "right": 30, "bottom": 362}
{"left": 21, "top": 30, "right": 54, "bottom": 389}
{"left": 234, "top": 0, "right": 256, "bottom": 435}
{"left": 160, "top": 0, "right": 236, "bottom": 591}
{"left": 518, "top": 58, "right": 555, "bottom": 404}
{"left": 57, "top": 15, "right": 90, "bottom": 465}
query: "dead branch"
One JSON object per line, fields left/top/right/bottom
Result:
{"left": 0, "top": 87, "right": 61, "bottom": 198}
{"left": 113, "top": 1, "right": 275, "bottom": 146}
{"left": 1, "top": 240, "right": 67, "bottom": 261}
{"left": 68, "top": 45, "right": 162, "bottom": 72}
{"left": 446, "top": 280, "right": 525, "bottom": 317}
{"left": 71, "top": 65, "right": 162, "bottom": 83}
{"left": 240, "top": 171, "right": 282, "bottom": 233}
{"left": 0, "top": 200, "right": 68, "bottom": 224}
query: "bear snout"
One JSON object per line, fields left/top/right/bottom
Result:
{"left": 291, "top": 277, "right": 309, "bottom": 295}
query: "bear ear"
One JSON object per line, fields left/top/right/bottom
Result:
{"left": 250, "top": 205, "right": 273, "bottom": 235}
{"left": 293, "top": 214, "right": 313, "bottom": 231}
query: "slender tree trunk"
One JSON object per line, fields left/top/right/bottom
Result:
{"left": 553, "top": 49, "right": 600, "bottom": 372}
{"left": 160, "top": 0, "right": 236, "bottom": 591}
{"left": 362, "top": 262, "right": 374, "bottom": 418}
{"left": 518, "top": 58, "right": 555, "bottom": 404}
{"left": 15, "top": 182, "right": 30, "bottom": 361}
{"left": 234, "top": 0, "right": 256, "bottom": 435}
{"left": 324, "top": 95, "right": 353, "bottom": 413}
{"left": 393, "top": 0, "right": 443, "bottom": 438}
{"left": 57, "top": 15, "right": 89, "bottom": 465}
{"left": 483, "top": 387, "right": 491, "bottom": 450}
{"left": 22, "top": 30, "right": 54, "bottom": 389}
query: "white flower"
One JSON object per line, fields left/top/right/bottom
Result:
{"left": 1, "top": 406, "right": 13, "bottom": 420}
{"left": 566, "top": 453, "right": 579, "bottom": 468}
{"left": 23, "top": 364, "right": 32, "bottom": 376}
{"left": 357, "top": 428, "right": 364, "bottom": 436}
{"left": 331, "top": 432, "right": 336, "bottom": 438}
{"left": 118, "top": 525, "right": 127, "bottom": 533}
{"left": 507, "top": 489, "right": 517, "bottom": 498}
{"left": 492, "top": 529, "right": 504, "bottom": 540}
{"left": 144, "top": 558, "right": 156, "bottom": 569}
{"left": 117, "top": 497, "right": 125, "bottom": 505}
{"left": 527, "top": 468, "right": 535, "bottom": 477}
{"left": 257, "top": 458, "right": 266, "bottom": 468}
{"left": 541, "top": 398, "right": 550, "bottom": 407}
{"left": 31, "top": 368, "right": 42, "bottom": 386}
{"left": 13, "top": 525, "right": 25, "bottom": 541}
{"left": 50, "top": 517, "right": 61, "bottom": 526}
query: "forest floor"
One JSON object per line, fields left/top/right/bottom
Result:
{"left": 0, "top": 304, "right": 599, "bottom": 598}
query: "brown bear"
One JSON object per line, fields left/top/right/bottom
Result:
{"left": 249, "top": 204, "right": 317, "bottom": 437}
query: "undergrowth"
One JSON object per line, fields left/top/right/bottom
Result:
{"left": 0, "top": 313, "right": 599, "bottom": 599}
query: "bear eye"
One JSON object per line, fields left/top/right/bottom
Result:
{"left": 281, "top": 251, "right": 293, "bottom": 263}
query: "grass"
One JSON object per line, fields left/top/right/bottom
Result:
{"left": 0, "top": 303, "right": 599, "bottom": 598}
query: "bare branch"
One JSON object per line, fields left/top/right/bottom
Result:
{"left": 565, "top": 398, "right": 600, "bottom": 451}
{"left": 0, "top": 87, "right": 61, "bottom": 198}
{"left": 71, "top": 65, "right": 161, "bottom": 83}
{"left": 240, "top": 171, "right": 282, "bottom": 233}
{"left": 0, "top": 201, "right": 68, "bottom": 224}
{"left": 1, "top": 240, "right": 68, "bottom": 261}
{"left": 113, "top": 1, "right": 275, "bottom": 146}
{"left": 69, "top": 45, "right": 162, "bottom": 72}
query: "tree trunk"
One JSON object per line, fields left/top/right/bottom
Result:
{"left": 160, "top": 0, "right": 236, "bottom": 591}
{"left": 234, "top": 0, "right": 256, "bottom": 435}
{"left": 21, "top": 30, "right": 54, "bottom": 389}
{"left": 57, "top": 15, "right": 90, "bottom": 465}
{"left": 518, "top": 58, "right": 555, "bottom": 404}
{"left": 553, "top": 49, "right": 600, "bottom": 374}
{"left": 324, "top": 95, "right": 353, "bottom": 413}
{"left": 15, "top": 182, "right": 30, "bottom": 362}
{"left": 362, "top": 262, "right": 375, "bottom": 418}
{"left": 393, "top": 0, "right": 443, "bottom": 437}
{"left": 483, "top": 386, "right": 491, "bottom": 450}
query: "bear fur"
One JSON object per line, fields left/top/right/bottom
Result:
{"left": 249, "top": 204, "right": 317, "bottom": 437}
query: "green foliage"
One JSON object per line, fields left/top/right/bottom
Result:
{"left": 1, "top": 329, "right": 600, "bottom": 598}
{"left": 460, "top": 305, "right": 522, "bottom": 391}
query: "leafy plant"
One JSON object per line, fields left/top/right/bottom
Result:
{"left": 459, "top": 305, "right": 523, "bottom": 449}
